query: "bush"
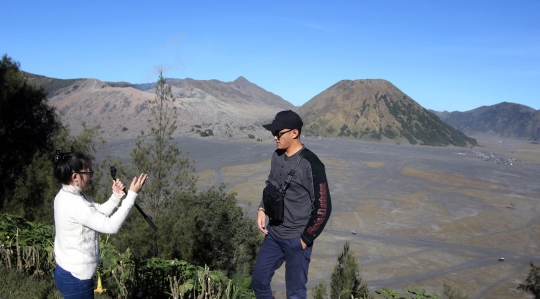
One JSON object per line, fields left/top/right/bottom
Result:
{"left": 0, "top": 264, "right": 61, "bottom": 299}
{"left": 330, "top": 242, "right": 369, "bottom": 299}
{"left": 200, "top": 129, "right": 213, "bottom": 137}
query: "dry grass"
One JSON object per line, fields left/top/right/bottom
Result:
{"left": 400, "top": 167, "right": 506, "bottom": 190}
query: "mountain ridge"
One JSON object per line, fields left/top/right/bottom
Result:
{"left": 27, "top": 74, "right": 293, "bottom": 138}
{"left": 28, "top": 72, "right": 537, "bottom": 146}
{"left": 430, "top": 102, "right": 540, "bottom": 141}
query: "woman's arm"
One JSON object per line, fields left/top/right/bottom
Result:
{"left": 74, "top": 174, "right": 148, "bottom": 234}
{"left": 79, "top": 191, "right": 137, "bottom": 234}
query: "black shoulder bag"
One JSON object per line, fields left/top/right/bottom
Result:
{"left": 263, "top": 151, "right": 306, "bottom": 225}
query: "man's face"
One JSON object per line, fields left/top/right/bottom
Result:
{"left": 272, "top": 128, "right": 296, "bottom": 149}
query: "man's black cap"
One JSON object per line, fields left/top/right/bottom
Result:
{"left": 263, "top": 110, "right": 303, "bottom": 131}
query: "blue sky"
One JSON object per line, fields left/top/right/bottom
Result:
{"left": 2, "top": 0, "right": 539, "bottom": 112}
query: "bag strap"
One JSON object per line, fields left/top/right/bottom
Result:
{"left": 282, "top": 150, "right": 306, "bottom": 196}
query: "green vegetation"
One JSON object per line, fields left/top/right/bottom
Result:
{"left": 382, "top": 96, "right": 476, "bottom": 147}
{"left": 376, "top": 288, "right": 439, "bottom": 298}
{"left": 518, "top": 263, "right": 540, "bottom": 298}
{"left": 338, "top": 124, "right": 353, "bottom": 137}
{"left": 330, "top": 242, "right": 369, "bottom": 299}
{"left": 0, "top": 55, "right": 61, "bottom": 216}
{"left": 0, "top": 214, "right": 255, "bottom": 298}
{"left": 248, "top": 134, "right": 255, "bottom": 139}
{"left": 200, "top": 129, "right": 213, "bottom": 137}
{"left": 0, "top": 265, "right": 61, "bottom": 299}
{"left": 370, "top": 132, "right": 382, "bottom": 140}
{"left": 312, "top": 242, "right": 369, "bottom": 299}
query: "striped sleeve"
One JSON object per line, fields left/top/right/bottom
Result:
{"left": 301, "top": 152, "right": 332, "bottom": 246}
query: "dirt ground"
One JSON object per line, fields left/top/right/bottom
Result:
{"left": 102, "top": 134, "right": 540, "bottom": 299}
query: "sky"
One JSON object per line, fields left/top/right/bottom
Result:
{"left": 1, "top": 0, "right": 539, "bottom": 112}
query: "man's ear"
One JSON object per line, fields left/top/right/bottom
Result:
{"left": 292, "top": 129, "right": 300, "bottom": 139}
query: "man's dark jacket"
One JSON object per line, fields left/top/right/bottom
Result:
{"left": 259, "top": 146, "right": 332, "bottom": 246}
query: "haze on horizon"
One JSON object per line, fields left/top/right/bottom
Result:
{"left": 1, "top": 0, "right": 539, "bottom": 113}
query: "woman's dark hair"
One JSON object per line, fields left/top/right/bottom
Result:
{"left": 53, "top": 151, "right": 92, "bottom": 185}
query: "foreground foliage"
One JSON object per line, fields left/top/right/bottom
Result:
{"left": 0, "top": 213, "right": 255, "bottom": 299}
{"left": 518, "top": 262, "right": 540, "bottom": 299}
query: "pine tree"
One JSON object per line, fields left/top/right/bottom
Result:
{"left": 330, "top": 241, "right": 369, "bottom": 299}
{"left": 312, "top": 281, "right": 328, "bottom": 299}
{"left": 130, "top": 71, "right": 196, "bottom": 219}
{"left": 123, "top": 71, "right": 196, "bottom": 257}
{"left": 518, "top": 262, "right": 540, "bottom": 298}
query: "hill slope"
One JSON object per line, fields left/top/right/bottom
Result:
{"left": 430, "top": 102, "right": 540, "bottom": 141}
{"left": 297, "top": 79, "right": 477, "bottom": 147}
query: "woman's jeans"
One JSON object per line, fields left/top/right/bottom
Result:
{"left": 54, "top": 264, "right": 94, "bottom": 299}
{"left": 251, "top": 228, "right": 313, "bottom": 299}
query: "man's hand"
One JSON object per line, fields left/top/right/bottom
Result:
{"left": 257, "top": 210, "right": 268, "bottom": 235}
{"left": 301, "top": 239, "right": 307, "bottom": 249}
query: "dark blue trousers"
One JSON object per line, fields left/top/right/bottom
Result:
{"left": 251, "top": 229, "right": 313, "bottom": 299}
{"left": 54, "top": 264, "right": 94, "bottom": 299}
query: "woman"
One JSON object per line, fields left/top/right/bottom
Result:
{"left": 53, "top": 151, "right": 148, "bottom": 298}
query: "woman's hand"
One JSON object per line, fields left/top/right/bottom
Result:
{"left": 112, "top": 179, "right": 125, "bottom": 194}
{"left": 129, "top": 173, "right": 148, "bottom": 193}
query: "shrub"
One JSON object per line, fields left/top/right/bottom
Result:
{"left": 330, "top": 242, "right": 368, "bottom": 299}
{"left": 0, "top": 264, "right": 62, "bottom": 299}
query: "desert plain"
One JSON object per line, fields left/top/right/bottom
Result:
{"left": 102, "top": 134, "right": 540, "bottom": 299}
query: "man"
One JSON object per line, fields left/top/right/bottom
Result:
{"left": 252, "top": 110, "right": 332, "bottom": 299}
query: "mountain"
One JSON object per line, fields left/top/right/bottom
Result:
{"left": 26, "top": 74, "right": 294, "bottom": 138}
{"left": 25, "top": 73, "right": 82, "bottom": 95}
{"left": 297, "top": 79, "right": 477, "bottom": 147}
{"left": 430, "top": 102, "right": 540, "bottom": 141}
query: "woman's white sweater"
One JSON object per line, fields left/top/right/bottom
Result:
{"left": 54, "top": 184, "right": 138, "bottom": 280}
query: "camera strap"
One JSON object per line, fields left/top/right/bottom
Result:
{"left": 281, "top": 150, "right": 306, "bottom": 197}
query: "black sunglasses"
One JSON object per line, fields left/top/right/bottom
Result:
{"left": 77, "top": 169, "right": 94, "bottom": 178}
{"left": 271, "top": 129, "right": 293, "bottom": 139}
